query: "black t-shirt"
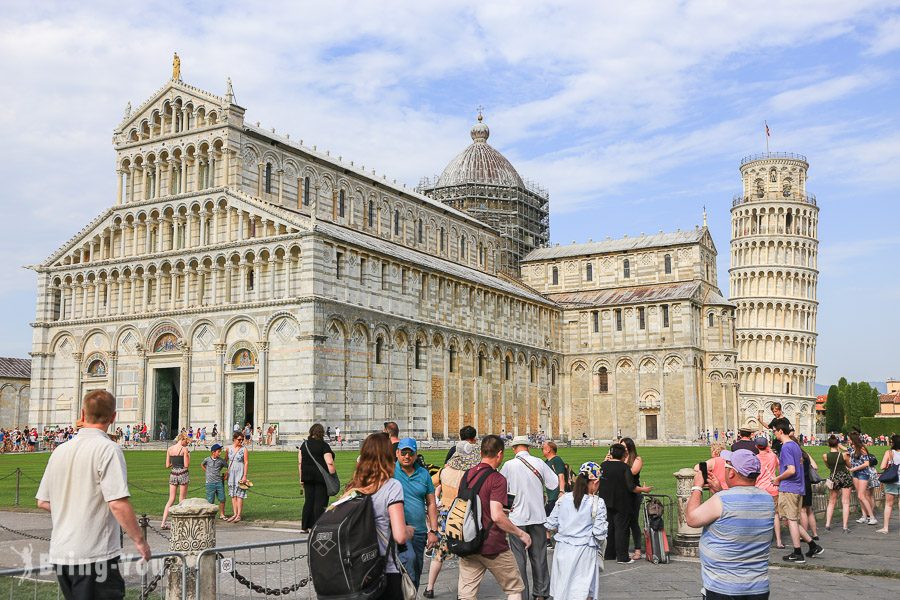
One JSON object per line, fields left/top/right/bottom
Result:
{"left": 768, "top": 417, "right": 791, "bottom": 453}
{"left": 300, "top": 438, "right": 334, "bottom": 483}
{"left": 445, "top": 445, "right": 456, "bottom": 464}
{"left": 731, "top": 439, "right": 760, "bottom": 455}
{"left": 598, "top": 460, "right": 635, "bottom": 514}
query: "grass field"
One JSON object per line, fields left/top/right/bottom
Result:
{"left": 0, "top": 446, "right": 714, "bottom": 522}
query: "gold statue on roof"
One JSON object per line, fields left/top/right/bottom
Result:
{"left": 172, "top": 52, "right": 181, "bottom": 81}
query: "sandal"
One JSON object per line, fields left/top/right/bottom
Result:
{"left": 160, "top": 524, "right": 171, "bottom": 530}
{"left": 231, "top": 517, "right": 242, "bottom": 523}
{"left": 775, "top": 543, "right": 785, "bottom": 549}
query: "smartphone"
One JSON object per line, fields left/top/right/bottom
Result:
{"left": 698, "top": 461, "right": 709, "bottom": 485}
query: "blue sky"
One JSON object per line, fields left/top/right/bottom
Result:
{"left": 1, "top": 1, "right": 898, "bottom": 385}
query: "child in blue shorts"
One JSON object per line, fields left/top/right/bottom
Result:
{"left": 202, "top": 444, "right": 228, "bottom": 519}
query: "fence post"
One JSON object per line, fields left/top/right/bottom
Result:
{"left": 14, "top": 469, "right": 20, "bottom": 506}
{"left": 672, "top": 468, "right": 702, "bottom": 557}
{"left": 139, "top": 514, "right": 149, "bottom": 542}
{"left": 167, "top": 498, "right": 218, "bottom": 600}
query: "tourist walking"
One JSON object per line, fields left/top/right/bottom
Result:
{"left": 541, "top": 440, "right": 568, "bottom": 516}
{"left": 299, "top": 423, "right": 337, "bottom": 532}
{"left": 771, "top": 422, "right": 822, "bottom": 562}
{"left": 822, "top": 435, "right": 853, "bottom": 531}
{"left": 599, "top": 443, "right": 651, "bottom": 564}
{"left": 622, "top": 437, "right": 648, "bottom": 560}
{"left": 457, "top": 435, "right": 530, "bottom": 600}
{"left": 226, "top": 431, "right": 250, "bottom": 522}
{"left": 545, "top": 461, "right": 608, "bottom": 600}
{"left": 36, "top": 390, "right": 151, "bottom": 599}
{"left": 423, "top": 440, "right": 481, "bottom": 598}
{"left": 876, "top": 434, "right": 900, "bottom": 533}
{"left": 847, "top": 431, "right": 878, "bottom": 525}
{"left": 500, "top": 435, "right": 559, "bottom": 600}
{"left": 684, "top": 449, "right": 774, "bottom": 600}
{"left": 754, "top": 436, "right": 782, "bottom": 547}
{"left": 394, "top": 438, "right": 439, "bottom": 590}
{"left": 342, "top": 433, "right": 412, "bottom": 600}
{"left": 160, "top": 433, "right": 190, "bottom": 530}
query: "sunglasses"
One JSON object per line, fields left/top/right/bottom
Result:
{"left": 399, "top": 449, "right": 416, "bottom": 457}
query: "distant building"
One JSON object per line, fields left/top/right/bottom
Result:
{"left": 878, "top": 378, "right": 900, "bottom": 416}
{"left": 0, "top": 357, "right": 31, "bottom": 426}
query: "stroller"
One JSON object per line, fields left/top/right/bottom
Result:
{"left": 642, "top": 495, "right": 670, "bottom": 564}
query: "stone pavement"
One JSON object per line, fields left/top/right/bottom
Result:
{"left": 2, "top": 509, "right": 898, "bottom": 597}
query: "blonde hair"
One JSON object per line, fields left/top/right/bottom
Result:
{"left": 175, "top": 432, "right": 188, "bottom": 443}
{"left": 710, "top": 442, "right": 726, "bottom": 457}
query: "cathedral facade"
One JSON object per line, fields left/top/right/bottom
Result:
{"left": 28, "top": 74, "right": 743, "bottom": 443}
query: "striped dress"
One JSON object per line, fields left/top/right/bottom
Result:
{"left": 699, "top": 486, "right": 775, "bottom": 597}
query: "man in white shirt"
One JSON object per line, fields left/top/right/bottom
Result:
{"left": 500, "top": 435, "right": 559, "bottom": 600}
{"left": 36, "top": 390, "right": 151, "bottom": 599}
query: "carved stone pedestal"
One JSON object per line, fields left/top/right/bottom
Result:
{"left": 167, "top": 498, "right": 219, "bottom": 600}
{"left": 672, "top": 467, "right": 702, "bottom": 557}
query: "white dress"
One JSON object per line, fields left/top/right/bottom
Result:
{"left": 546, "top": 492, "right": 608, "bottom": 600}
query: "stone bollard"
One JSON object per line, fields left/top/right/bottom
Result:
{"left": 167, "top": 498, "right": 219, "bottom": 600}
{"left": 673, "top": 467, "right": 702, "bottom": 557}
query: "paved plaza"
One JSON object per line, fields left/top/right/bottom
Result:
{"left": 2, "top": 508, "right": 897, "bottom": 598}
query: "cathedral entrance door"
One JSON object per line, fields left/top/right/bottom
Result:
{"left": 231, "top": 382, "right": 255, "bottom": 431}
{"left": 645, "top": 414, "right": 658, "bottom": 441}
{"left": 153, "top": 368, "right": 180, "bottom": 438}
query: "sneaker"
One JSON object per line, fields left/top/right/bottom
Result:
{"left": 842, "top": 528, "right": 850, "bottom": 534}
{"left": 856, "top": 516, "right": 868, "bottom": 524}
{"left": 824, "top": 524, "right": 832, "bottom": 531}
{"left": 616, "top": 558, "right": 636, "bottom": 564}
{"left": 867, "top": 517, "right": 878, "bottom": 525}
{"left": 806, "top": 544, "right": 824, "bottom": 558}
{"left": 783, "top": 552, "right": 806, "bottom": 564}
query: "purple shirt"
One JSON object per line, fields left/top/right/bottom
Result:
{"left": 778, "top": 440, "right": 805, "bottom": 495}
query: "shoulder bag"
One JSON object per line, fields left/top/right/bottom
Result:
{"left": 303, "top": 441, "right": 341, "bottom": 496}
{"left": 824, "top": 452, "right": 837, "bottom": 490}
{"left": 807, "top": 458, "right": 823, "bottom": 484}
{"left": 879, "top": 451, "right": 900, "bottom": 484}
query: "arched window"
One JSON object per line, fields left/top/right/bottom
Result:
{"left": 460, "top": 236, "right": 466, "bottom": 258}
{"left": 415, "top": 340, "right": 423, "bottom": 369}
{"left": 375, "top": 338, "right": 384, "bottom": 364}
{"left": 338, "top": 190, "right": 345, "bottom": 218}
{"left": 770, "top": 168, "right": 777, "bottom": 183}
{"left": 247, "top": 268, "right": 254, "bottom": 290}
{"left": 478, "top": 244, "right": 484, "bottom": 266}
{"left": 504, "top": 356, "right": 511, "bottom": 381}
{"left": 417, "top": 219, "right": 423, "bottom": 243}
{"left": 598, "top": 366, "right": 609, "bottom": 392}
{"left": 623, "top": 259, "right": 631, "bottom": 278}
{"left": 530, "top": 362, "right": 536, "bottom": 383}
{"left": 586, "top": 263, "right": 593, "bottom": 281}
{"left": 394, "top": 210, "right": 400, "bottom": 235}
{"left": 708, "top": 312, "right": 714, "bottom": 327}
{"left": 552, "top": 266, "right": 559, "bottom": 285}
{"left": 551, "top": 365, "right": 557, "bottom": 385}
{"left": 368, "top": 201, "right": 375, "bottom": 227}
{"left": 592, "top": 310, "right": 599, "bottom": 333}
{"left": 478, "top": 352, "right": 485, "bottom": 377}
{"left": 664, "top": 254, "right": 672, "bottom": 274}
{"left": 303, "top": 177, "right": 310, "bottom": 205}
{"left": 440, "top": 227, "right": 445, "bottom": 252}
{"left": 264, "top": 163, "right": 272, "bottom": 193}
{"left": 639, "top": 307, "right": 646, "bottom": 329}
{"left": 448, "top": 346, "right": 457, "bottom": 372}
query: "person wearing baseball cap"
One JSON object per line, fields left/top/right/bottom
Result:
{"left": 685, "top": 449, "right": 775, "bottom": 600}
{"left": 730, "top": 426, "right": 759, "bottom": 455}
{"left": 394, "top": 438, "right": 438, "bottom": 590}
{"left": 201, "top": 443, "right": 228, "bottom": 520}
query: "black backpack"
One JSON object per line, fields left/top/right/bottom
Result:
{"left": 308, "top": 492, "right": 387, "bottom": 599}
{"left": 445, "top": 467, "right": 494, "bottom": 557}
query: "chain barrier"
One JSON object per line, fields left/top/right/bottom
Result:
{"left": 0, "top": 470, "right": 17, "bottom": 482}
{"left": 217, "top": 553, "right": 311, "bottom": 596}
{"left": 140, "top": 557, "right": 171, "bottom": 599}
{"left": 0, "top": 521, "right": 52, "bottom": 542}
{"left": 234, "top": 552, "right": 306, "bottom": 566}
{"left": 15, "top": 470, "right": 43, "bottom": 485}
{"left": 146, "top": 522, "right": 171, "bottom": 541}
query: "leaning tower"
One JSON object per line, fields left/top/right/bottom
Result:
{"left": 730, "top": 152, "right": 820, "bottom": 435}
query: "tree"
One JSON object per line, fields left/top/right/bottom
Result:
{"left": 824, "top": 384, "right": 844, "bottom": 432}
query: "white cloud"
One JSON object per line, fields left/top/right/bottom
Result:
{"left": 769, "top": 73, "right": 881, "bottom": 112}
{"left": 867, "top": 15, "right": 900, "bottom": 55}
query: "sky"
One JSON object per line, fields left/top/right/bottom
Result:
{"left": 0, "top": 0, "right": 898, "bottom": 386}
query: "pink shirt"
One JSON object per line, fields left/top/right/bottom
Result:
{"left": 707, "top": 456, "right": 730, "bottom": 490}
{"left": 755, "top": 450, "right": 779, "bottom": 497}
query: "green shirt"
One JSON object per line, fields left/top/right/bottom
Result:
{"left": 545, "top": 455, "right": 566, "bottom": 504}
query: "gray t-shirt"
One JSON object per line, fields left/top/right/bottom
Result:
{"left": 202, "top": 456, "right": 227, "bottom": 484}
{"left": 371, "top": 478, "right": 404, "bottom": 573}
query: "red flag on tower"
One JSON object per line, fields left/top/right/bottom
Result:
{"left": 765, "top": 121, "right": 771, "bottom": 137}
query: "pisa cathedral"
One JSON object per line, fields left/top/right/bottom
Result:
{"left": 25, "top": 72, "right": 817, "bottom": 443}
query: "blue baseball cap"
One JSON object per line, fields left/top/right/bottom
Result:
{"left": 397, "top": 437, "right": 418, "bottom": 452}
{"left": 210, "top": 443, "right": 223, "bottom": 452}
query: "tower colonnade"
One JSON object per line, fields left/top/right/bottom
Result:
{"left": 730, "top": 153, "right": 819, "bottom": 434}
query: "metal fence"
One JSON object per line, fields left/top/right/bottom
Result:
{"left": 196, "top": 538, "right": 312, "bottom": 599}
{"left": 0, "top": 552, "right": 186, "bottom": 600}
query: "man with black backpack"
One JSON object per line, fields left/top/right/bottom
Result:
{"left": 455, "top": 435, "right": 531, "bottom": 600}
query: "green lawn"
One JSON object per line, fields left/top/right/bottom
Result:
{"left": 0, "top": 446, "right": 715, "bottom": 522}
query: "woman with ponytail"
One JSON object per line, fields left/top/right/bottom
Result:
{"left": 545, "top": 461, "right": 608, "bottom": 600}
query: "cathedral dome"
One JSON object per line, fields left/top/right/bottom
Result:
{"left": 434, "top": 114, "right": 524, "bottom": 189}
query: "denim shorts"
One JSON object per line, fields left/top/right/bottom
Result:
{"left": 206, "top": 480, "right": 226, "bottom": 504}
{"left": 884, "top": 481, "right": 900, "bottom": 496}
{"left": 852, "top": 470, "right": 870, "bottom": 481}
